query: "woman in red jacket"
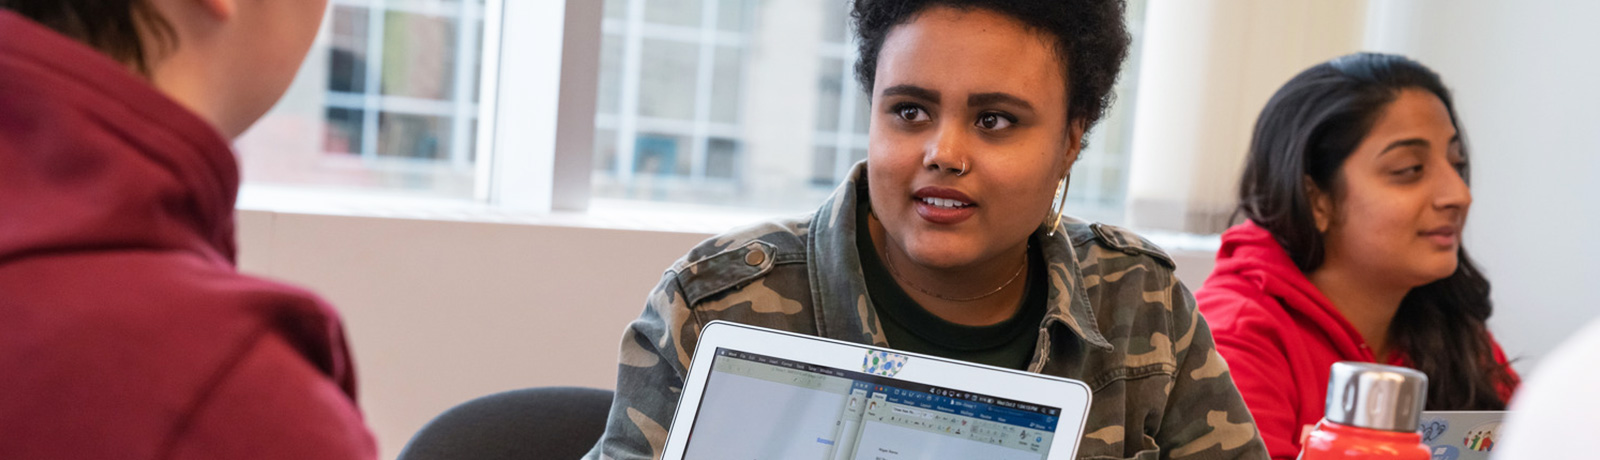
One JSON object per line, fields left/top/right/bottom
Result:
{"left": 1196, "top": 53, "right": 1518, "bottom": 459}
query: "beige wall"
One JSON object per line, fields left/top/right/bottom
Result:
{"left": 234, "top": 209, "right": 1218, "bottom": 459}
{"left": 236, "top": 209, "right": 712, "bottom": 459}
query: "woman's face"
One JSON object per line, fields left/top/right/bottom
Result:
{"left": 867, "top": 6, "right": 1080, "bottom": 270}
{"left": 1315, "top": 89, "right": 1471, "bottom": 288}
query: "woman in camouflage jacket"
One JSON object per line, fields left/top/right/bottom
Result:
{"left": 585, "top": 1, "right": 1268, "bottom": 459}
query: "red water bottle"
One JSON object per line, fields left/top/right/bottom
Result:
{"left": 1298, "top": 362, "right": 1431, "bottom": 460}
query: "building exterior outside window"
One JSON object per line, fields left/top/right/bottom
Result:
{"left": 591, "top": 0, "right": 1146, "bottom": 222}
{"left": 239, "top": 0, "right": 1143, "bottom": 224}
{"left": 238, "top": 0, "right": 485, "bottom": 198}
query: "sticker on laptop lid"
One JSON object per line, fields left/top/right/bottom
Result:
{"left": 1419, "top": 417, "right": 1449, "bottom": 444}
{"left": 1462, "top": 421, "right": 1499, "bottom": 452}
{"left": 863, "top": 350, "right": 908, "bottom": 377}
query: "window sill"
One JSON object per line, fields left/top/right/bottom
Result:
{"left": 237, "top": 184, "right": 783, "bottom": 235}
{"left": 1138, "top": 229, "right": 1223, "bottom": 254}
{"left": 237, "top": 184, "right": 1220, "bottom": 251}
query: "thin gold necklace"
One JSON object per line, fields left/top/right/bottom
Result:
{"left": 882, "top": 246, "right": 1029, "bottom": 302}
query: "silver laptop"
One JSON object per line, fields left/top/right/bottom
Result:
{"left": 1419, "top": 411, "right": 1504, "bottom": 460}
{"left": 659, "top": 321, "right": 1095, "bottom": 460}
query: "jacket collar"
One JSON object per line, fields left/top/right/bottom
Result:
{"left": 1037, "top": 218, "right": 1115, "bottom": 351}
{"left": 1212, "top": 221, "right": 1372, "bottom": 361}
{"left": 0, "top": 11, "right": 238, "bottom": 266}
{"left": 806, "top": 162, "right": 1111, "bottom": 351}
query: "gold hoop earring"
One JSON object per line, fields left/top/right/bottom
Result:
{"left": 1043, "top": 175, "right": 1070, "bottom": 236}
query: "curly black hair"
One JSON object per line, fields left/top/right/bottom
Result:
{"left": 851, "top": 0, "right": 1130, "bottom": 136}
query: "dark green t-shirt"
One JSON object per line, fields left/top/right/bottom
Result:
{"left": 855, "top": 203, "right": 1048, "bottom": 370}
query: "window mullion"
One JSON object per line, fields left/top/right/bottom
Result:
{"left": 361, "top": 1, "right": 388, "bottom": 159}
{"left": 472, "top": 0, "right": 504, "bottom": 201}
{"left": 689, "top": 0, "right": 720, "bottom": 181}
{"left": 480, "top": 0, "right": 602, "bottom": 212}
{"left": 449, "top": 0, "right": 482, "bottom": 170}
{"left": 834, "top": 45, "right": 858, "bottom": 181}
{"left": 615, "top": 0, "right": 647, "bottom": 182}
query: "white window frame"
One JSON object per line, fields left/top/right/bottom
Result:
{"left": 240, "top": 0, "right": 775, "bottom": 232}
{"left": 324, "top": 0, "right": 483, "bottom": 166}
{"left": 592, "top": 2, "right": 753, "bottom": 185}
{"left": 247, "top": 0, "right": 1142, "bottom": 228}
{"left": 475, "top": 0, "right": 604, "bottom": 213}
{"left": 812, "top": 37, "right": 870, "bottom": 186}
{"left": 478, "top": 0, "right": 763, "bottom": 215}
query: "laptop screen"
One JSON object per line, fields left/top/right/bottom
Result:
{"left": 683, "top": 348, "right": 1063, "bottom": 460}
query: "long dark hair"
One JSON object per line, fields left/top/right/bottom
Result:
{"left": 1237, "top": 52, "right": 1516, "bottom": 410}
{"left": 0, "top": 0, "right": 175, "bottom": 75}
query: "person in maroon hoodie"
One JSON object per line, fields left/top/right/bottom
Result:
{"left": 0, "top": 1, "right": 376, "bottom": 459}
{"left": 1195, "top": 53, "right": 1519, "bottom": 460}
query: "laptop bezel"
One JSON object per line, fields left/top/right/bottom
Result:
{"left": 659, "top": 320, "right": 1094, "bottom": 460}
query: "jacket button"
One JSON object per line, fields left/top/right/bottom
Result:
{"left": 744, "top": 248, "right": 766, "bottom": 266}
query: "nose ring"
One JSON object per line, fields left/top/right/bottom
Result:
{"left": 954, "top": 160, "right": 968, "bottom": 176}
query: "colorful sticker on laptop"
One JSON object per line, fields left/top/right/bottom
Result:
{"left": 863, "top": 350, "right": 908, "bottom": 377}
{"left": 1461, "top": 421, "right": 1500, "bottom": 452}
{"left": 1429, "top": 445, "right": 1460, "bottom": 460}
{"left": 1419, "top": 417, "right": 1450, "bottom": 444}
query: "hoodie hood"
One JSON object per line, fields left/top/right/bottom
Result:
{"left": 0, "top": 11, "right": 237, "bottom": 267}
{"left": 1203, "top": 221, "right": 1373, "bottom": 361}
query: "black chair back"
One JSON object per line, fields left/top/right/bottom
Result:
{"left": 398, "top": 386, "right": 614, "bottom": 460}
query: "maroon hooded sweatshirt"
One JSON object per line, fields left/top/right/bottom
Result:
{"left": 0, "top": 11, "right": 376, "bottom": 459}
{"left": 1196, "top": 221, "right": 1515, "bottom": 459}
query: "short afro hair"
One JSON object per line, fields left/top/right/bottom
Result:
{"left": 852, "top": 0, "right": 1130, "bottom": 137}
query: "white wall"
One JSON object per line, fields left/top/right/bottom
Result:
{"left": 1126, "top": 0, "right": 1369, "bottom": 233}
{"left": 1364, "top": 0, "right": 1600, "bottom": 374}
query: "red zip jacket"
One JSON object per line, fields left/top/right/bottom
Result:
{"left": 0, "top": 11, "right": 376, "bottom": 460}
{"left": 1196, "top": 221, "right": 1515, "bottom": 459}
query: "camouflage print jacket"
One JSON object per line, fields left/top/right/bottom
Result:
{"left": 584, "top": 164, "right": 1268, "bottom": 460}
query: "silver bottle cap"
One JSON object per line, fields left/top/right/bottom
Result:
{"left": 1323, "top": 361, "right": 1428, "bottom": 432}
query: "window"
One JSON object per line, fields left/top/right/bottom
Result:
{"left": 238, "top": 0, "right": 1145, "bottom": 225}
{"left": 589, "top": 0, "right": 769, "bottom": 207}
{"left": 237, "top": 0, "right": 486, "bottom": 198}
{"left": 811, "top": 0, "right": 870, "bottom": 188}
{"left": 590, "top": 0, "right": 1148, "bottom": 222}
{"left": 1069, "top": 0, "right": 1147, "bottom": 224}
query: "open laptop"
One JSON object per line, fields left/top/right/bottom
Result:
{"left": 660, "top": 321, "right": 1094, "bottom": 460}
{"left": 1418, "top": 411, "right": 1504, "bottom": 460}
